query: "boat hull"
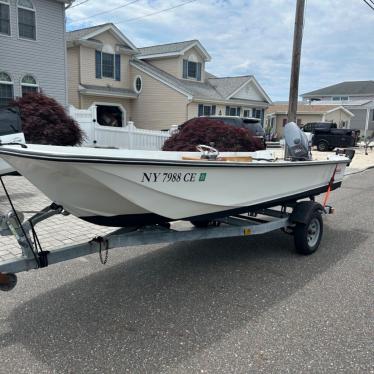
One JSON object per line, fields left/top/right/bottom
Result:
{"left": 0, "top": 145, "right": 348, "bottom": 227}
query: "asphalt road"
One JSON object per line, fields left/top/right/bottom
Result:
{"left": 0, "top": 171, "right": 373, "bottom": 373}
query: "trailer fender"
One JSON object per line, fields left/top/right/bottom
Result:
{"left": 290, "top": 201, "right": 324, "bottom": 224}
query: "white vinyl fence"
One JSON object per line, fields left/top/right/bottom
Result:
{"left": 69, "top": 105, "right": 173, "bottom": 150}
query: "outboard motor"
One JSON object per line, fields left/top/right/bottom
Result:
{"left": 284, "top": 122, "right": 312, "bottom": 161}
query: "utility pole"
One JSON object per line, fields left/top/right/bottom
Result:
{"left": 287, "top": 0, "right": 306, "bottom": 124}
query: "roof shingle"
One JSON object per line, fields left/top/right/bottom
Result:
{"left": 130, "top": 59, "right": 262, "bottom": 102}
{"left": 66, "top": 23, "right": 113, "bottom": 42}
{"left": 137, "top": 40, "right": 199, "bottom": 57}
{"left": 302, "top": 81, "right": 374, "bottom": 97}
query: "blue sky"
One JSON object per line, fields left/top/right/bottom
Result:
{"left": 66, "top": 0, "right": 374, "bottom": 101}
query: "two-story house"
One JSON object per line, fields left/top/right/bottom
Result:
{"left": 66, "top": 23, "right": 272, "bottom": 130}
{"left": 0, "top": 0, "right": 69, "bottom": 107}
{"left": 302, "top": 81, "right": 374, "bottom": 136}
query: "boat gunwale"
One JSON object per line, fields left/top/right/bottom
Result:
{"left": 0, "top": 148, "right": 350, "bottom": 168}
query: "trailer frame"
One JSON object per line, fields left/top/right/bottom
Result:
{"left": 0, "top": 199, "right": 330, "bottom": 291}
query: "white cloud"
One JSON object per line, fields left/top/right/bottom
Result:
{"left": 67, "top": 0, "right": 374, "bottom": 100}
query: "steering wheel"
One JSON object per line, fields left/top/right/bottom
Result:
{"left": 196, "top": 144, "right": 219, "bottom": 158}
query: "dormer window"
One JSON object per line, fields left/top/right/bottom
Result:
{"left": 17, "top": 0, "right": 36, "bottom": 40}
{"left": 188, "top": 61, "right": 197, "bottom": 78}
{"left": 102, "top": 53, "right": 114, "bottom": 78}
{"left": 183, "top": 59, "right": 202, "bottom": 81}
{"left": 95, "top": 50, "right": 121, "bottom": 81}
{"left": 0, "top": 0, "right": 10, "bottom": 36}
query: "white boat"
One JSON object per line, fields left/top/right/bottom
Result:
{"left": 0, "top": 142, "right": 349, "bottom": 227}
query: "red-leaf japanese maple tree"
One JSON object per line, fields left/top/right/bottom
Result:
{"left": 162, "top": 117, "right": 263, "bottom": 152}
{"left": 11, "top": 92, "right": 83, "bottom": 146}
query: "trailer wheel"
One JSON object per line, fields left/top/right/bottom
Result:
{"left": 317, "top": 141, "right": 329, "bottom": 152}
{"left": 294, "top": 210, "right": 323, "bottom": 255}
{"left": 0, "top": 273, "right": 17, "bottom": 292}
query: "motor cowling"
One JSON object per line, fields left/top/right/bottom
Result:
{"left": 284, "top": 122, "right": 312, "bottom": 161}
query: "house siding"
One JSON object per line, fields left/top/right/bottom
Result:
{"left": 130, "top": 66, "right": 189, "bottom": 130}
{"left": 79, "top": 44, "right": 131, "bottom": 89}
{"left": 148, "top": 57, "right": 181, "bottom": 78}
{"left": 304, "top": 95, "right": 374, "bottom": 102}
{"left": 0, "top": 0, "right": 67, "bottom": 105}
{"left": 67, "top": 46, "right": 80, "bottom": 108}
{"left": 146, "top": 46, "right": 206, "bottom": 81}
{"left": 188, "top": 103, "right": 227, "bottom": 118}
{"left": 274, "top": 114, "right": 322, "bottom": 138}
{"left": 348, "top": 108, "right": 374, "bottom": 132}
{"left": 324, "top": 110, "right": 352, "bottom": 124}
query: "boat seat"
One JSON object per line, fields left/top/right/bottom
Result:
{"left": 182, "top": 156, "right": 253, "bottom": 162}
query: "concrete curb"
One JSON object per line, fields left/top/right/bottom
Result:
{"left": 345, "top": 165, "right": 374, "bottom": 177}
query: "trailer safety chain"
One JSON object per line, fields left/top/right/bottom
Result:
{"left": 0, "top": 176, "right": 41, "bottom": 268}
{"left": 30, "top": 221, "right": 49, "bottom": 268}
{"left": 91, "top": 236, "right": 109, "bottom": 265}
{"left": 323, "top": 165, "right": 338, "bottom": 208}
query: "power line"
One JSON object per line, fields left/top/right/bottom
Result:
{"left": 69, "top": 0, "right": 91, "bottom": 9}
{"left": 68, "top": 0, "right": 140, "bottom": 24}
{"left": 116, "top": 0, "right": 197, "bottom": 24}
{"left": 363, "top": 0, "right": 374, "bottom": 11}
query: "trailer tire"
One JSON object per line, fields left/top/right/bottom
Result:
{"left": 0, "top": 273, "right": 17, "bottom": 292}
{"left": 294, "top": 210, "right": 323, "bottom": 255}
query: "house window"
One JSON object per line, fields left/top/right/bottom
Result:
{"left": 198, "top": 104, "right": 216, "bottom": 117}
{"left": 188, "top": 61, "right": 197, "bottom": 78}
{"left": 225, "top": 106, "right": 241, "bottom": 116}
{"left": 21, "top": 74, "right": 38, "bottom": 96}
{"left": 0, "top": 72, "right": 13, "bottom": 107}
{"left": 95, "top": 51, "right": 121, "bottom": 80}
{"left": 0, "top": 0, "right": 10, "bottom": 36}
{"left": 183, "top": 59, "right": 202, "bottom": 81}
{"left": 17, "top": 0, "right": 36, "bottom": 40}
{"left": 102, "top": 53, "right": 114, "bottom": 78}
{"left": 134, "top": 75, "right": 142, "bottom": 93}
{"left": 332, "top": 96, "right": 349, "bottom": 101}
{"left": 243, "top": 109, "right": 251, "bottom": 118}
{"left": 252, "top": 109, "right": 262, "bottom": 118}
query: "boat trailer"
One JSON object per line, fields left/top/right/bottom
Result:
{"left": 0, "top": 199, "right": 333, "bottom": 291}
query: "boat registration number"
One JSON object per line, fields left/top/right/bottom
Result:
{"left": 141, "top": 172, "right": 207, "bottom": 183}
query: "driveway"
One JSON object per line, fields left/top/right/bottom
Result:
{"left": 0, "top": 171, "right": 373, "bottom": 373}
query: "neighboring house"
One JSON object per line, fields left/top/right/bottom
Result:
{"left": 0, "top": 0, "right": 69, "bottom": 107}
{"left": 265, "top": 103, "right": 354, "bottom": 138}
{"left": 302, "top": 81, "right": 374, "bottom": 136}
{"left": 66, "top": 23, "right": 272, "bottom": 130}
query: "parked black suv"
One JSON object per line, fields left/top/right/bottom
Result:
{"left": 206, "top": 116, "right": 266, "bottom": 148}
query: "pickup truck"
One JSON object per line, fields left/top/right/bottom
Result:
{"left": 302, "top": 122, "right": 359, "bottom": 151}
